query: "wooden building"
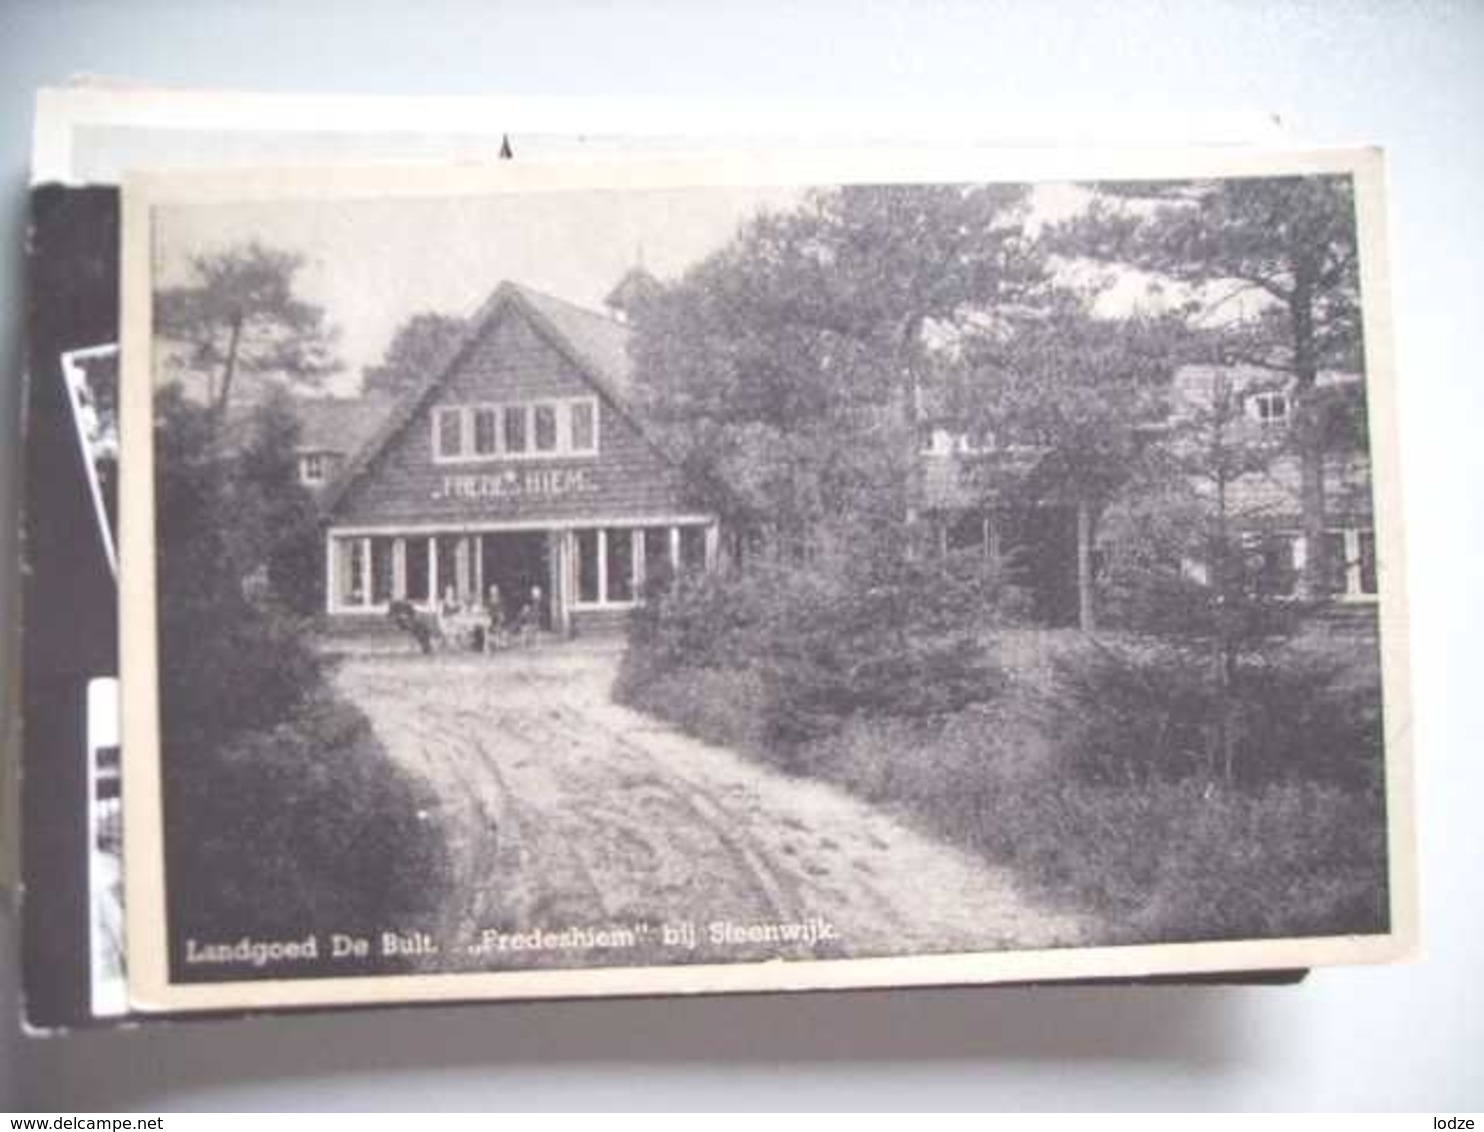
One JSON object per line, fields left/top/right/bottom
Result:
{"left": 911, "top": 362, "right": 1377, "bottom": 624}
{"left": 318, "top": 281, "right": 718, "bottom": 634}
{"left": 1168, "top": 364, "right": 1377, "bottom": 602}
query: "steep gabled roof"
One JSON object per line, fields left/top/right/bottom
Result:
{"left": 319, "top": 281, "right": 659, "bottom": 519}
{"left": 511, "top": 284, "right": 635, "bottom": 403}
{"left": 219, "top": 388, "right": 392, "bottom": 461}
{"left": 293, "top": 393, "right": 395, "bottom": 454}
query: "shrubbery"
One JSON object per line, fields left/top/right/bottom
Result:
{"left": 156, "top": 387, "right": 450, "bottom": 962}
{"left": 619, "top": 567, "right": 1390, "bottom": 943}
{"left": 956, "top": 770, "right": 1387, "bottom": 942}
{"left": 165, "top": 691, "right": 450, "bottom": 947}
{"left": 622, "top": 543, "right": 1013, "bottom": 754}
{"left": 1049, "top": 637, "right": 1385, "bottom": 788}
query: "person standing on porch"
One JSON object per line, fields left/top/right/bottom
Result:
{"left": 438, "top": 585, "right": 465, "bottom": 648}
{"left": 483, "top": 584, "right": 507, "bottom": 653}
{"left": 516, "top": 585, "right": 543, "bottom": 647}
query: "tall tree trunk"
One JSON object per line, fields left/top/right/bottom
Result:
{"left": 1297, "top": 429, "right": 1327, "bottom": 599}
{"left": 1075, "top": 497, "right": 1097, "bottom": 632}
{"left": 899, "top": 313, "right": 926, "bottom": 536}
{"left": 1290, "top": 281, "right": 1327, "bottom": 599}
{"left": 213, "top": 313, "right": 244, "bottom": 433}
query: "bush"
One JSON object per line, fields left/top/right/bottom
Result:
{"left": 615, "top": 655, "right": 773, "bottom": 756}
{"left": 618, "top": 501, "right": 1388, "bottom": 945}
{"left": 158, "top": 591, "right": 324, "bottom": 749}
{"left": 1050, "top": 638, "right": 1385, "bottom": 788}
{"left": 164, "top": 689, "right": 451, "bottom": 958}
{"left": 620, "top": 607, "right": 1390, "bottom": 944}
{"left": 961, "top": 775, "right": 1388, "bottom": 942}
{"left": 623, "top": 546, "right": 1009, "bottom": 749}
{"left": 1134, "top": 781, "right": 1389, "bottom": 941}
{"left": 154, "top": 385, "right": 450, "bottom": 970}
{"left": 796, "top": 711, "right": 1388, "bottom": 942}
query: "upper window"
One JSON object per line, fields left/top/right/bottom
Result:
{"left": 1249, "top": 390, "right": 1291, "bottom": 428}
{"left": 473, "top": 407, "right": 500, "bottom": 456}
{"left": 299, "top": 453, "right": 326, "bottom": 484}
{"left": 433, "top": 397, "right": 599, "bottom": 463}
{"left": 504, "top": 405, "right": 528, "bottom": 454}
{"left": 570, "top": 401, "right": 596, "bottom": 453}
{"left": 436, "top": 407, "right": 464, "bottom": 459}
{"left": 534, "top": 404, "right": 558, "bottom": 452}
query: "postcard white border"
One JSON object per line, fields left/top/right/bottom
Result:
{"left": 34, "top": 84, "right": 1285, "bottom": 183}
{"left": 121, "top": 145, "right": 1415, "bottom": 1013}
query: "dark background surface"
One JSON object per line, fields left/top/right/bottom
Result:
{"left": 1, "top": 0, "right": 1480, "bottom": 1111}
{"left": 19, "top": 187, "right": 118, "bottom": 1032}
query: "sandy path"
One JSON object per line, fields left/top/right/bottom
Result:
{"left": 332, "top": 641, "right": 1084, "bottom": 970}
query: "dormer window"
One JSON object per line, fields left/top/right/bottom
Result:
{"left": 1249, "top": 390, "right": 1291, "bottom": 428}
{"left": 299, "top": 453, "right": 327, "bottom": 485}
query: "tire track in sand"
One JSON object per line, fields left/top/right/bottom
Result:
{"left": 333, "top": 646, "right": 1087, "bottom": 968}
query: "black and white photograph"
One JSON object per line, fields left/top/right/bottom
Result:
{"left": 59, "top": 342, "right": 120, "bottom": 576}
{"left": 118, "top": 148, "right": 1412, "bottom": 1012}
{"left": 57, "top": 344, "right": 127, "bottom": 1015}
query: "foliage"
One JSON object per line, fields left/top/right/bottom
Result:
{"left": 362, "top": 311, "right": 467, "bottom": 398}
{"left": 957, "top": 300, "right": 1187, "bottom": 504}
{"left": 622, "top": 543, "right": 1014, "bottom": 752}
{"left": 155, "top": 240, "right": 339, "bottom": 421}
{"left": 616, "top": 174, "right": 1387, "bottom": 947}
{"left": 627, "top": 183, "right": 1046, "bottom": 549}
{"left": 155, "top": 386, "right": 323, "bottom": 738}
{"left": 166, "top": 693, "right": 449, "bottom": 948}
{"left": 621, "top": 624, "right": 1388, "bottom": 945}
{"left": 233, "top": 385, "right": 325, "bottom": 613}
{"left": 1060, "top": 175, "right": 1365, "bottom": 595}
{"left": 1048, "top": 637, "right": 1384, "bottom": 788}
{"left": 1096, "top": 373, "right": 1302, "bottom": 645}
{"left": 952, "top": 295, "right": 1191, "bottom": 629}
{"left": 1074, "top": 176, "right": 1363, "bottom": 374}
{"left": 974, "top": 776, "right": 1388, "bottom": 943}
{"left": 155, "top": 385, "right": 448, "bottom": 951}
{"left": 755, "top": 545, "right": 1007, "bottom": 744}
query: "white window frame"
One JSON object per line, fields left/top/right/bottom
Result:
{"left": 571, "top": 524, "right": 641, "bottom": 610}
{"left": 532, "top": 401, "right": 561, "bottom": 454}
{"left": 1328, "top": 526, "right": 1380, "bottom": 601}
{"left": 502, "top": 402, "right": 530, "bottom": 456}
{"left": 1249, "top": 390, "right": 1291, "bottom": 428}
{"left": 567, "top": 398, "right": 598, "bottom": 454}
{"left": 332, "top": 535, "right": 374, "bottom": 610}
{"left": 433, "top": 397, "right": 601, "bottom": 465}
{"left": 434, "top": 406, "right": 465, "bottom": 460}
{"left": 299, "top": 453, "right": 326, "bottom": 484}
{"left": 471, "top": 404, "right": 501, "bottom": 457}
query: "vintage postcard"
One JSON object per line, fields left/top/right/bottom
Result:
{"left": 120, "top": 147, "right": 1413, "bottom": 1013}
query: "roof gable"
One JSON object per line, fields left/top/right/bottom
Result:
{"left": 320, "top": 282, "right": 665, "bottom": 518}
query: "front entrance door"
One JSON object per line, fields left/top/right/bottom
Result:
{"left": 479, "top": 531, "right": 551, "bottom": 629}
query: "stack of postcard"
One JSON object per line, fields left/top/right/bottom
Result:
{"left": 13, "top": 87, "right": 1414, "bottom": 1031}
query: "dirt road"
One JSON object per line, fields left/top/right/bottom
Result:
{"left": 333, "top": 641, "right": 1084, "bottom": 970}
